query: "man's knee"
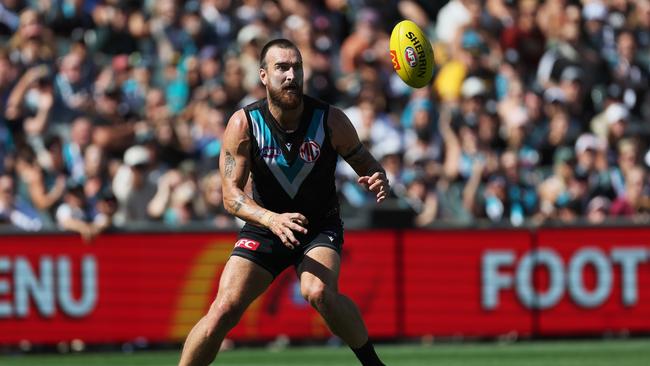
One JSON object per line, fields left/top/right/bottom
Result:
{"left": 204, "top": 299, "right": 247, "bottom": 338}
{"left": 301, "top": 281, "right": 336, "bottom": 311}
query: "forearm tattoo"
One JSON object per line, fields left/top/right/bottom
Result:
{"left": 342, "top": 142, "right": 364, "bottom": 160}
{"left": 224, "top": 151, "right": 235, "bottom": 178}
{"left": 345, "top": 145, "right": 382, "bottom": 174}
{"left": 230, "top": 193, "right": 245, "bottom": 213}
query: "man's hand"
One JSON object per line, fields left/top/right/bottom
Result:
{"left": 358, "top": 171, "right": 390, "bottom": 203}
{"left": 264, "top": 212, "right": 309, "bottom": 250}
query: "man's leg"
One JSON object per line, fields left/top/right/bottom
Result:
{"left": 179, "top": 256, "right": 273, "bottom": 366}
{"left": 298, "top": 246, "right": 385, "bottom": 365}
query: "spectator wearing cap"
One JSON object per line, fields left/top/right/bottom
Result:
{"left": 111, "top": 144, "right": 157, "bottom": 225}
{"left": 574, "top": 133, "right": 615, "bottom": 199}
{"left": 603, "top": 103, "right": 629, "bottom": 149}
{"left": 585, "top": 195, "right": 611, "bottom": 224}
{"left": 0, "top": 173, "right": 42, "bottom": 231}
{"left": 237, "top": 22, "right": 269, "bottom": 92}
{"left": 582, "top": 1, "right": 615, "bottom": 58}
{"left": 591, "top": 97, "right": 629, "bottom": 141}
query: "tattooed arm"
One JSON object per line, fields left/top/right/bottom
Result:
{"left": 220, "top": 110, "right": 308, "bottom": 248}
{"left": 328, "top": 107, "right": 390, "bottom": 203}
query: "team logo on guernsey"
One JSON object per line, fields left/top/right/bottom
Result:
{"left": 234, "top": 238, "right": 260, "bottom": 251}
{"left": 299, "top": 140, "right": 321, "bottom": 163}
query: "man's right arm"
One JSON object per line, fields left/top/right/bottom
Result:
{"left": 219, "top": 110, "right": 308, "bottom": 248}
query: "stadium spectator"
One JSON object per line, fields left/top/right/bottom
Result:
{"left": 14, "top": 143, "right": 65, "bottom": 228}
{"left": 112, "top": 144, "right": 157, "bottom": 225}
{"left": 0, "top": 172, "right": 42, "bottom": 231}
{"left": 55, "top": 180, "right": 111, "bottom": 242}
{"left": 4, "top": 64, "right": 55, "bottom": 139}
{"left": 610, "top": 165, "right": 650, "bottom": 217}
{"left": 7, "top": 8, "right": 55, "bottom": 68}
{"left": 195, "top": 170, "right": 236, "bottom": 228}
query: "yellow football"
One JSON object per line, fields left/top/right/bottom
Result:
{"left": 389, "top": 20, "right": 435, "bottom": 88}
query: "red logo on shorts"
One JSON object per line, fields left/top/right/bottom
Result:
{"left": 234, "top": 238, "right": 260, "bottom": 251}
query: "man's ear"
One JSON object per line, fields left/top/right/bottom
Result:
{"left": 259, "top": 68, "right": 267, "bottom": 86}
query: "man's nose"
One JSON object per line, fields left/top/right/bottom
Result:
{"left": 286, "top": 67, "right": 295, "bottom": 80}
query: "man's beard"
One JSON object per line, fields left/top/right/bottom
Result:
{"left": 268, "top": 83, "right": 303, "bottom": 110}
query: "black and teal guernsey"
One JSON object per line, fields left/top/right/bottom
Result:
{"left": 243, "top": 95, "right": 340, "bottom": 231}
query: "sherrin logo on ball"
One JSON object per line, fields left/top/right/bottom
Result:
{"left": 389, "top": 20, "right": 435, "bottom": 88}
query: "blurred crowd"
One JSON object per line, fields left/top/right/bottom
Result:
{"left": 1, "top": 0, "right": 649, "bottom": 239}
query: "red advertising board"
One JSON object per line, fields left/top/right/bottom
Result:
{"left": 403, "top": 229, "right": 534, "bottom": 337}
{"left": 402, "top": 228, "right": 650, "bottom": 338}
{"left": 2, "top": 227, "right": 649, "bottom": 345}
{"left": 0, "top": 231, "right": 396, "bottom": 345}
{"left": 536, "top": 227, "right": 650, "bottom": 336}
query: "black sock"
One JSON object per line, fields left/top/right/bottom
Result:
{"left": 351, "top": 340, "right": 385, "bottom": 366}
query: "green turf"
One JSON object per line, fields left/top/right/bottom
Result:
{"left": 1, "top": 339, "right": 649, "bottom": 366}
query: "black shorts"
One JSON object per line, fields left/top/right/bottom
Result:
{"left": 231, "top": 219, "right": 344, "bottom": 278}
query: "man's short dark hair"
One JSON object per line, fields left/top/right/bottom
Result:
{"left": 259, "top": 38, "right": 300, "bottom": 69}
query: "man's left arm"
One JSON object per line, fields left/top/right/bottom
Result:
{"left": 328, "top": 106, "right": 390, "bottom": 203}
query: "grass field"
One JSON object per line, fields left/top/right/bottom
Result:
{"left": 2, "top": 339, "right": 649, "bottom": 366}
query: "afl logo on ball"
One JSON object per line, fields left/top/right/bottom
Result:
{"left": 404, "top": 47, "right": 418, "bottom": 67}
{"left": 299, "top": 140, "right": 321, "bottom": 163}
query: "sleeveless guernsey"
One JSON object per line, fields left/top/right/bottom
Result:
{"left": 242, "top": 96, "right": 340, "bottom": 231}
